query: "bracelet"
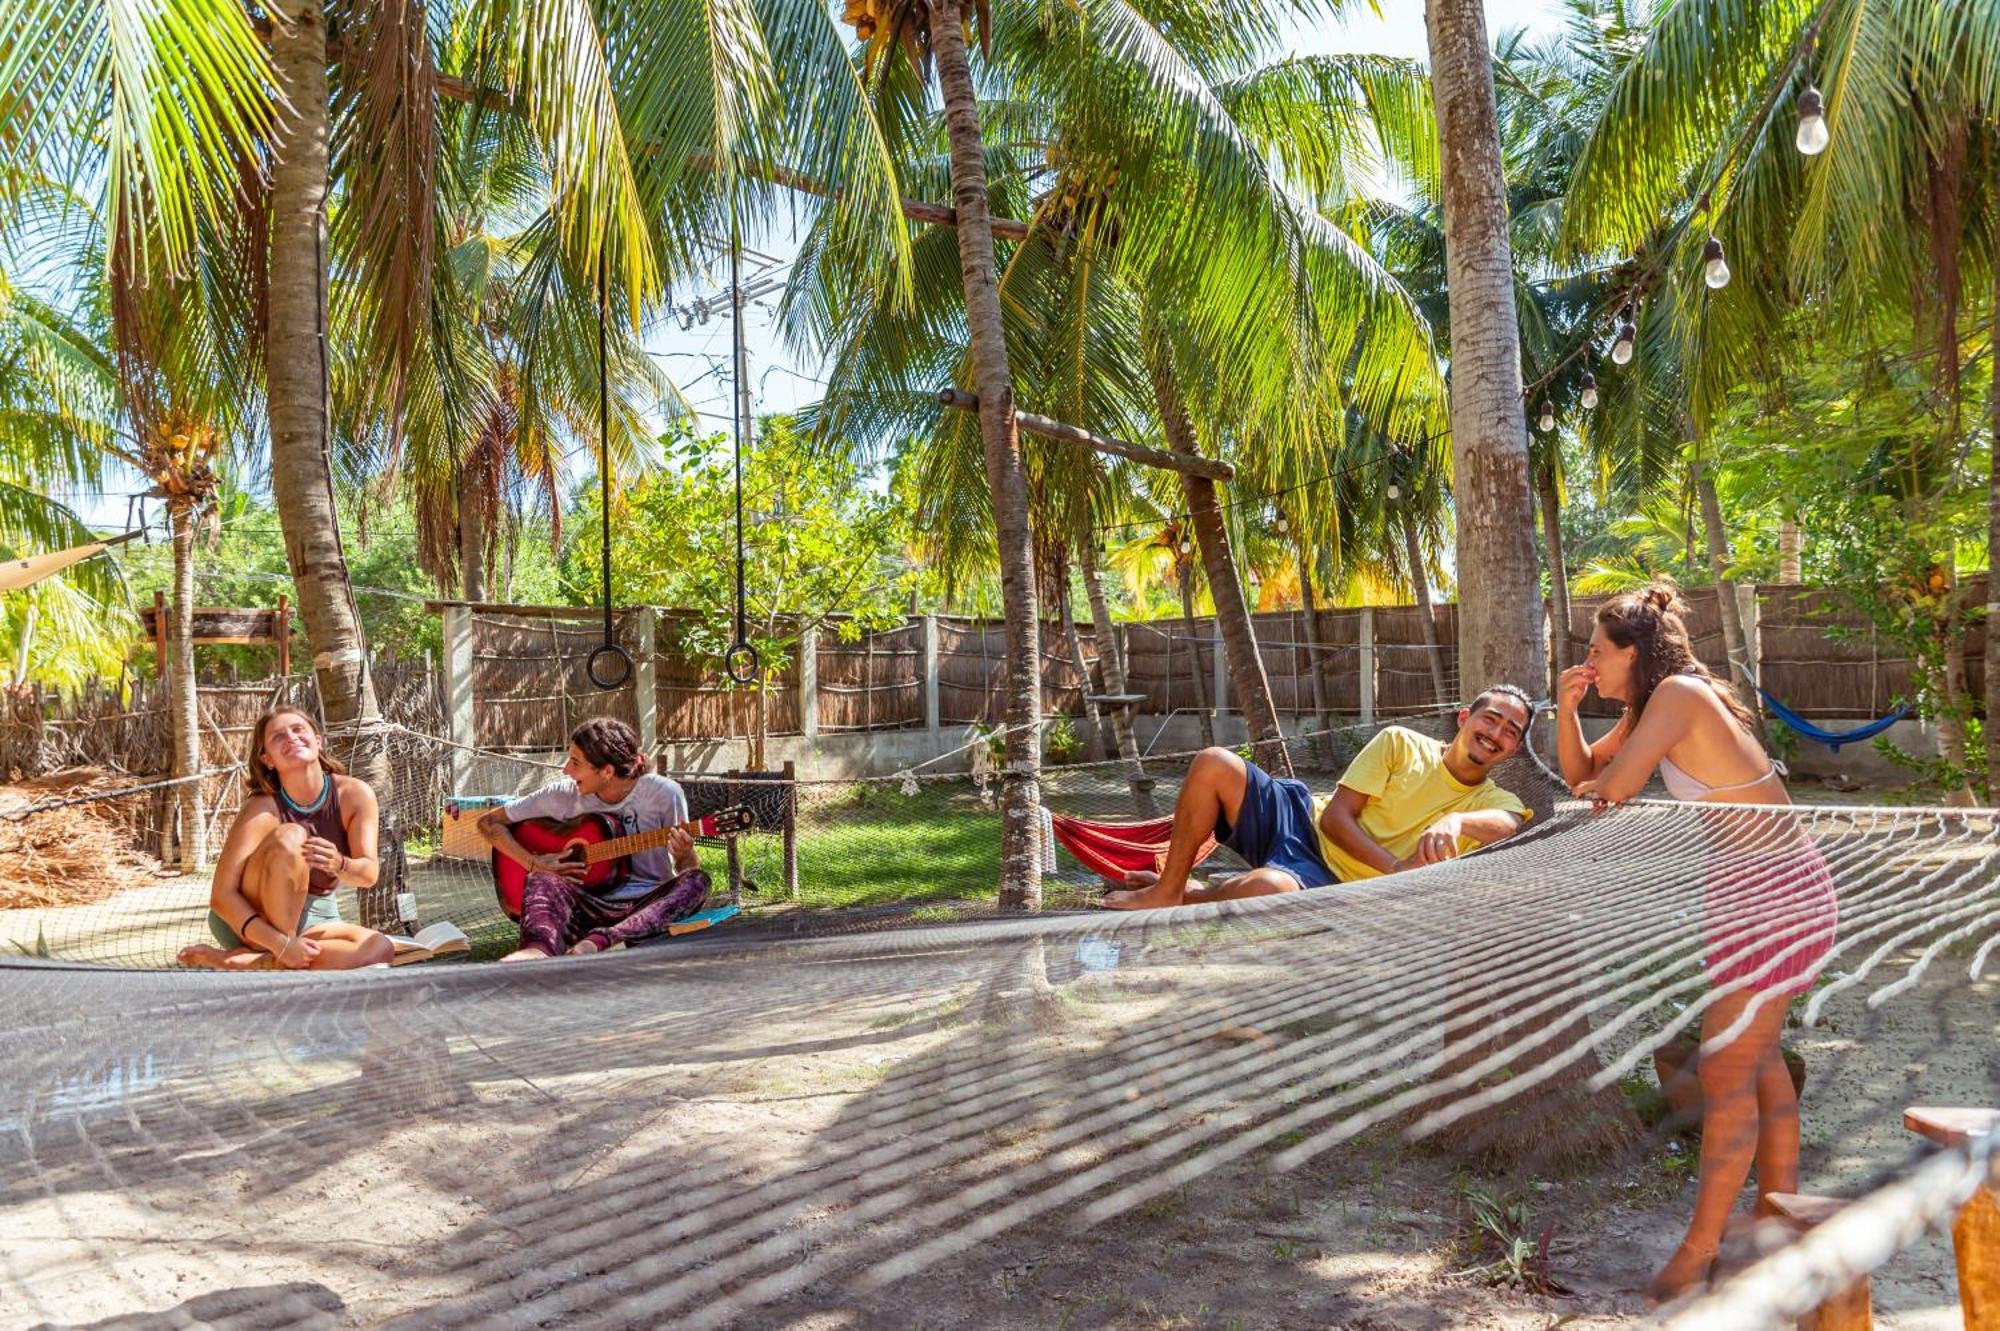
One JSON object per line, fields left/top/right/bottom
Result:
{"left": 240, "top": 916, "right": 263, "bottom": 948}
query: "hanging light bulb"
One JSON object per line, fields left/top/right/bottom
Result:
{"left": 1537, "top": 401, "right": 1556, "bottom": 432}
{"left": 1611, "top": 306, "right": 1637, "bottom": 365}
{"left": 1580, "top": 370, "right": 1599, "bottom": 409}
{"left": 1701, "top": 236, "right": 1731, "bottom": 289}
{"left": 1795, "top": 84, "right": 1830, "bottom": 155}
{"left": 1386, "top": 483, "right": 1401, "bottom": 501}
{"left": 1274, "top": 515, "right": 1288, "bottom": 535}
{"left": 1178, "top": 539, "right": 1191, "bottom": 554}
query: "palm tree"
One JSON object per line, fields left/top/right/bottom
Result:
{"left": 1562, "top": 0, "right": 2000, "bottom": 797}
{"left": 810, "top": 5, "right": 1441, "bottom": 807}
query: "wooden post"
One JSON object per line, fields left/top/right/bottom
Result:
{"left": 442, "top": 602, "right": 475, "bottom": 788}
{"left": 1211, "top": 618, "right": 1229, "bottom": 720}
{"left": 1764, "top": 1194, "right": 1874, "bottom": 1331}
{"left": 152, "top": 590, "right": 167, "bottom": 680}
{"left": 275, "top": 594, "right": 291, "bottom": 676}
{"left": 634, "top": 606, "right": 659, "bottom": 758}
{"left": 782, "top": 758, "right": 799, "bottom": 900}
{"left": 1358, "top": 606, "right": 1377, "bottom": 728}
{"left": 1738, "top": 583, "right": 1761, "bottom": 701}
{"left": 1904, "top": 1107, "right": 2000, "bottom": 1331}
{"left": 922, "top": 614, "right": 940, "bottom": 734}
{"left": 724, "top": 770, "right": 743, "bottom": 904}
{"left": 798, "top": 623, "right": 818, "bottom": 741}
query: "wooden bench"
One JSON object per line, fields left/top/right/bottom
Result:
{"left": 1904, "top": 1106, "right": 1999, "bottom": 1331}
{"left": 1762, "top": 1192, "right": 1872, "bottom": 1330}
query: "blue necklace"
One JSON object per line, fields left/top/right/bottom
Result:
{"left": 280, "top": 772, "right": 332, "bottom": 816}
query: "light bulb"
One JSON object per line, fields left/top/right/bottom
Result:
{"left": 1580, "top": 371, "right": 1599, "bottom": 409}
{"left": 1702, "top": 237, "right": 1731, "bottom": 289}
{"left": 1795, "top": 85, "right": 1829, "bottom": 155}
{"left": 1537, "top": 403, "right": 1555, "bottom": 432}
{"left": 1178, "top": 540, "right": 1191, "bottom": 554}
{"left": 1274, "top": 516, "right": 1287, "bottom": 535}
{"left": 1386, "top": 483, "right": 1401, "bottom": 500}
{"left": 1611, "top": 307, "right": 1637, "bottom": 365}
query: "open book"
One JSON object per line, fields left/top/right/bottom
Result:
{"left": 385, "top": 921, "right": 471, "bottom": 965}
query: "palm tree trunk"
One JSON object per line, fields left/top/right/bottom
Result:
{"left": 1178, "top": 567, "right": 1215, "bottom": 747}
{"left": 1425, "top": 0, "right": 1546, "bottom": 697}
{"left": 12, "top": 602, "right": 34, "bottom": 686}
{"left": 1296, "top": 540, "right": 1330, "bottom": 736}
{"left": 1401, "top": 509, "right": 1449, "bottom": 706}
{"left": 1080, "top": 541, "right": 1151, "bottom": 812}
{"left": 1778, "top": 518, "right": 1801, "bottom": 582}
{"left": 168, "top": 497, "right": 204, "bottom": 871}
{"left": 932, "top": 0, "right": 1040, "bottom": 910}
{"left": 1985, "top": 199, "right": 2000, "bottom": 800}
{"left": 1932, "top": 562, "right": 1976, "bottom": 806}
{"left": 1537, "top": 462, "right": 1573, "bottom": 684}
{"left": 266, "top": 0, "right": 400, "bottom": 929}
{"left": 1054, "top": 547, "right": 1103, "bottom": 763}
{"left": 1152, "top": 365, "right": 1290, "bottom": 775}
{"left": 1693, "top": 456, "right": 1759, "bottom": 718}
{"left": 458, "top": 473, "right": 487, "bottom": 602}
{"left": 1424, "top": 0, "right": 1633, "bottom": 1168}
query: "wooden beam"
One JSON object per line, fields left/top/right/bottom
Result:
{"left": 937, "top": 389, "right": 1235, "bottom": 481}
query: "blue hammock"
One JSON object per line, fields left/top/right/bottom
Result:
{"left": 1760, "top": 690, "right": 1910, "bottom": 751}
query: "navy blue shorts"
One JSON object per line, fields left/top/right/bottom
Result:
{"left": 1214, "top": 761, "right": 1338, "bottom": 888}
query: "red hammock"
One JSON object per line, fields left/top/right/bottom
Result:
{"left": 1047, "top": 812, "right": 1216, "bottom": 882}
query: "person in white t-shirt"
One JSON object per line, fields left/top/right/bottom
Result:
{"left": 479, "top": 718, "right": 708, "bottom": 960}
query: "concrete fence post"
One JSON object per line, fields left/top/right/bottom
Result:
{"left": 1211, "top": 619, "right": 1228, "bottom": 719}
{"left": 798, "top": 622, "right": 819, "bottom": 742}
{"left": 922, "top": 614, "right": 940, "bottom": 734}
{"left": 442, "top": 602, "right": 474, "bottom": 788}
{"left": 634, "top": 606, "right": 658, "bottom": 758}
{"left": 1737, "top": 584, "right": 1762, "bottom": 694}
{"left": 1358, "top": 606, "right": 1376, "bottom": 729}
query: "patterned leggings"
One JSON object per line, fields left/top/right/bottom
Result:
{"left": 518, "top": 868, "right": 712, "bottom": 955}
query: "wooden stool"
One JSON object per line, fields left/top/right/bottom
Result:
{"left": 1763, "top": 1193, "right": 1872, "bottom": 1330}
{"left": 1903, "top": 1106, "right": 2000, "bottom": 1331}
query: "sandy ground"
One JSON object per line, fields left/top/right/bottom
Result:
{"left": 1, "top": 937, "right": 1992, "bottom": 1331}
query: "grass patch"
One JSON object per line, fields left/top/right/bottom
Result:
{"left": 732, "top": 784, "right": 1005, "bottom": 911}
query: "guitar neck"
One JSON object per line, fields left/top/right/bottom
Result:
{"left": 579, "top": 816, "right": 714, "bottom": 864}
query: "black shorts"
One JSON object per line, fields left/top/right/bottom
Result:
{"left": 1214, "top": 760, "right": 1338, "bottom": 888}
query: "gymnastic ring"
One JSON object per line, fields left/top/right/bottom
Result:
{"left": 586, "top": 643, "right": 633, "bottom": 691}
{"left": 724, "top": 641, "right": 761, "bottom": 685}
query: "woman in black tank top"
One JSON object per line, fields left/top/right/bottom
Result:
{"left": 176, "top": 708, "right": 394, "bottom": 971}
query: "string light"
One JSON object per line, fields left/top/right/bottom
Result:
{"left": 1178, "top": 539, "right": 1191, "bottom": 554}
{"left": 1386, "top": 483, "right": 1401, "bottom": 500}
{"left": 1536, "top": 401, "right": 1556, "bottom": 432}
{"left": 1611, "top": 306, "right": 1637, "bottom": 365}
{"left": 1274, "top": 516, "right": 1288, "bottom": 535}
{"left": 1701, "top": 237, "right": 1731, "bottom": 289}
{"left": 1580, "top": 370, "right": 1599, "bottom": 409}
{"left": 1795, "top": 84, "right": 1829, "bottom": 155}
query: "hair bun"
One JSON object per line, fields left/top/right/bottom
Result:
{"left": 1645, "top": 586, "right": 1678, "bottom": 614}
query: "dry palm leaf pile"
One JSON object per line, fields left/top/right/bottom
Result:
{"left": 0, "top": 769, "right": 157, "bottom": 910}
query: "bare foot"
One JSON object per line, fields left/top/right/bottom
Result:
{"left": 500, "top": 947, "right": 551, "bottom": 963}
{"left": 1101, "top": 879, "right": 1186, "bottom": 911}
{"left": 565, "top": 938, "right": 601, "bottom": 955}
{"left": 1116, "top": 869, "right": 1160, "bottom": 890}
{"left": 1645, "top": 1242, "right": 1717, "bottom": 1305}
{"left": 177, "top": 944, "right": 229, "bottom": 969}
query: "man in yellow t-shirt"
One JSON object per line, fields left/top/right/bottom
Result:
{"left": 1102, "top": 685, "right": 1533, "bottom": 910}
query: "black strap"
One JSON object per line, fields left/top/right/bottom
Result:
{"left": 725, "top": 209, "right": 760, "bottom": 686}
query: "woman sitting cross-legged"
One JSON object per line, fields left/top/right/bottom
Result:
{"left": 177, "top": 708, "right": 395, "bottom": 971}
{"left": 1556, "top": 584, "right": 1837, "bottom": 1304}
{"left": 480, "top": 718, "right": 710, "bottom": 961}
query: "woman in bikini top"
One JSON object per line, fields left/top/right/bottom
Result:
{"left": 1553, "top": 585, "right": 1835, "bottom": 1305}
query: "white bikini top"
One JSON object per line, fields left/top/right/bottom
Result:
{"left": 1658, "top": 754, "right": 1786, "bottom": 802}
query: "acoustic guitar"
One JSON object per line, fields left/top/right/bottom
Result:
{"left": 493, "top": 806, "right": 755, "bottom": 919}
